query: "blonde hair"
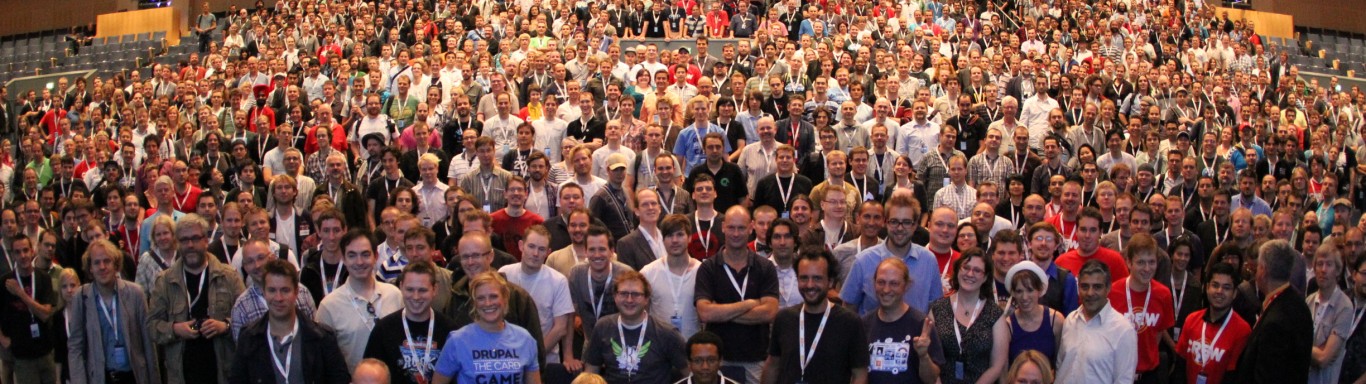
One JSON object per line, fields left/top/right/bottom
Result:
{"left": 467, "top": 271, "right": 510, "bottom": 319}
{"left": 571, "top": 373, "right": 608, "bottom": 384}
{"left": 1006, "top": 350, "right": 1055, "bottom": 384}
{"left": 82, "top": 239, "right": 125, "bottom": 276}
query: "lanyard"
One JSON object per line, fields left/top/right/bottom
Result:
{"left": 826, "top": 221, "right": 847, "bottom": 250}
{"left": 723, "top": 261, "right": 749, "bottom": 299}
{"left": 268, "top": 319, "right": 298, "bottom": 384}
{"left": 1171, "top": 273, "right": 1188, "bottom": 316}
{"left": 96, "top": 288, "right": 121, "bottom": 343}
{"left": 123, "top": 226, "right": 139, "bottom": 256}
{"left": 950, "top": 295, "right": 984, "bottom": 351}
{"left": 657, "top": 186, "right": 675, "bottom": 215}
{"left": 695, "top": 214, "right": 715, "bottom": 256}
{"left": 616, "top": 314, "right": 650, "bottom": 376}
{"left": 320, "top": 256, "right": 342, "bottom": 295}
{"left": 667, "top": 264, "right": 691, "bottom": 318}
{"left": 798, "top": 301, "right": 834, "bottom": 380}
{"left": 1126, "top": 282, "right": 1154, "bottom": 323}
{"left": 1195, "top": 310, "right": 1232, "bottom": 368}
{"left": 776, "top": 175, "right": 796, "bottom": 213}
{"left": 480, "top": 173, "right": 495, "bottom": 201}
{"left": 185, "top": 268, "right": 209, "bottom": 309}
{"left": 587, "top": 265, "right": 615, "bottom": 319}
{"left": 401, "top": 309, "right": 437, "bottom": 379}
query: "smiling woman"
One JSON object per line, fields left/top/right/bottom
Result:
{"left": 433, "top": 271, "right": 543, "bottom": 384}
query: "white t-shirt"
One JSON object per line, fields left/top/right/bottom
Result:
{"left": 639, "top": 257, "right": 701, "bottom": 338}
{"left": 498, "top": 263, "right": 575, "bottom": 362}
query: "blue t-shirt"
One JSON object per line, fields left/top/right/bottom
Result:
{"left": 434, "top": 322, "right": 540, "bottom": 383}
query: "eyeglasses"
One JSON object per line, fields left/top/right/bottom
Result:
{"left": 887, "top": 219, "right": 916, "bottom": 228}
{"left": 1032, "top": 235, "right": 1056, "bottom": 242}
{"left": 615, "top": 291, "right": 646, "bottom": 299}
{"left": 177, "top": 235, "right": 207, "bottom": 243}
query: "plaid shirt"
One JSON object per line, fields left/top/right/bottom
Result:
{"left": 967, "top": 153, "right": 1015, "bottom": 188}
{"left": 933, "top": 182, "right": 978, "bottom": 220}
{"left": 229, "top": 282, "right": 318, "bottom": 341}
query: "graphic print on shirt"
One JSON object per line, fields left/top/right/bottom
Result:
{"left": 1125, "top": 304, "right": 1160, "bottom": 333}
{"left": 612, "top": 339, "right": 653, "bottom": 375}
{"left": 469, "top": 347, "right": 527, "bottom": 382}
{"left": 400, "top": 337, "right": 440, "bottom": 384}
{"left": 868, "top": 335, "right": 911, "bottom": 374}
{"left": 1185, "top": 339, "right": 1228, "bottom": 367}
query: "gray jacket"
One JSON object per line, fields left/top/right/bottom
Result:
{"left": 146, "top": 257, "right": 245, "bottom": 384}
{"left": 68, "top": 280, "right": 161, "bottom": 384}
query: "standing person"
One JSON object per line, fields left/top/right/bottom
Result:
{"left": 432, "top": 272, "right": 543, "bottom": 384}
{"left": 583, "top": 270, "right": 688, "bottom": 383}
{"left": 228, "top": 238, "right": 318, "bottom": 341}
{"left": 928, "top": 250, "right": 1005, "bottom": 384}
{"left": 588, "top": 154, "right": 638, "bottom": 239}
{"left": 1055, "top": 207, "right": 1129, "bottom": 283}
{"left": 499, "top": 226, "right": 577, "bottom": 369}
{"left": 1175, "top": 263, "right": 1251, "bottom": 384}
{"left": 640, "top": 214, "right": 702, "bottom": 338}
{"left": 1305, "top": 243, "right": 1353, "bottom": 384}
{"left": 491, "top": 176, "right": 545, "bottom": 260}
{"left": 863, "top": 258, "right": 944, "bottom": 384}
{"left": 1108, "top": 233, "right": 1175, "bottom": 383}
{"left": 761, "top": 248, "right": 870, "bottom": 384}
{"left": 229, "top": 260, "right": 352, "bottom": 384}
{"left": 411, "top": 153, "right": 452, "bottom": 229}
{"left": 991, "top": 261, "right": 1065, "bottom": 364}
{"left": 459, "top": 137, "right": 514, "bottom": 212}
{"left": 842, "top": 193, "right": 946, "bottom": 315}
{"left": 616, "top": 188, "right": 668, "bottom": 271}
{"left": 444, "top": 232, "right": 546, "bottom": 366}
{"left": 363, "top": 262, "right": 457, "bottom": 384}
{"left": 751, "top": 145, "right": 812, "bottom": 218}
{"left": 677, "top": 331, "right": 741, "bottom": 384}
{"left": 0, "top": 234, "right": 54, "bottom": 384}
{"left": 1233, "top": 240, "right": 1313, "bottom": 382}
{"left": 694, "top": 206, "right": 780, "bottom": 384}
{"left": 568, "top": 226, "right": 636, "bottom": 331}
{"left": 302, "top": 209, "right": 350, "bottom": 305}
{"left": 67, "top": 239, "right": 161, "bottom": 384}
{"left": 315, "top": 229, "right": 404, "bottom": 372}
{"left": 1055, "top": 260, "right": 1138, "bottom": 383}
{"left": 147, "top": 214, "right": 245, "bottom": 384}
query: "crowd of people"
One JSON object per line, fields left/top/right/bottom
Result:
{"left": 0, "top": 0, "right": 1362, "bottom": 382}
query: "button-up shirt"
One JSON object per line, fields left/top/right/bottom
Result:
{"left": 839, "top": 242, "right": 945, "bottom": 315}
{"left": 412, "top": 180, "right": 451, "bottom": 227}
{"left": 1057, "top": 303, "right": 1138, "bottom": 383}
{"left": 229, "top": 282, "right": 318, "bottom": 341}
{"left": 1230, "top": 193, "right": 1273, "bottom": 218}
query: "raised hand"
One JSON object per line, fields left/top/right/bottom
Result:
{"left": 913, "top": 315, "right": 934, "bottom": 356}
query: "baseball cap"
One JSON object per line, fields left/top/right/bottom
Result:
{"left": 607, "top": 153, "right": 629, "bottom": 170}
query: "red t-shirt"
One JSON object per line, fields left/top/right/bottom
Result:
{"left": 1056, "top": 247, "right": 1129, "bottom": 283}
{"left": 1175, "top": 309, "right": 1251, "bottom": 384}
{"left": 931, "top": 248, "right": 960, "bottom": 291}
{"left": 171, "top": 186, "right": 202, "bottom": 213}
{"left": 1108, "top": 279, "right": 1176, "bottom": 373}
{"left": 1045, "top": 214, "right": 1079, "bottom": 252}
{"left": 490, "top": 210, "right": 545, "bottom": 261}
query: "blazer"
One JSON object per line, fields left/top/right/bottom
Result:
{"left": 1232, "top": 285, "right": 1313, "bottom": 383}
{"left": 229, "top": 317, "right": 351, "bottom": 384}
{"left": 146, "top": 257, "right": 245, "bottom": 384}
{"left": 68, "top": 280, "right": 161, "bottom": 384}
{"left": 616, "top": 229, "right": 661, "bottom": 271}
{"left": 773, "top": 117, "right": 815, "bottom": 156}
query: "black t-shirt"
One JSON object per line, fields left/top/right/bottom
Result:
{"left": 363, "top": 311, "right": 457, "bottom": 384}
{"left": 752, "top": 174, "right": 814, "bottom": 216}
{"left": 684, "top": 162, "right": 748, "bottom": 213}
{"left": 863, "top": 308, "right": 945, "bottom": 384}
{"left": 182, "top": 269, "right": 218, "bottom": 382}
{"left": 0, "top": 271, "right": 55, "bottom": 358}
{"left": 694, "top": 252, "right": 779, "bottom": 362}
{"left": 583, "top": 314, "right": 687, "bottom": 384}
{"left": 767, "top": 304, "right": 870, "bottom": 384}
{"left": 365, "top": 176, "right": 416, "bottom": 222}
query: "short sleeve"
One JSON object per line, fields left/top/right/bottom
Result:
{"left": 839, "top": 258, "right": 867, "bottom": 307}
{"left": 550, "top": 278, "right": 575, "bottom": 318}
{"left": 756, "top": 260, "right": 780, "bottom": 300}
{"left": 693, "top": 262, "right": 716, "bottom": 304}
{"left": 434, "top": 333, "right": 464, "bottom": 378}
{"left": 582, "top": 319, "right": 607, "bottom": 367}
